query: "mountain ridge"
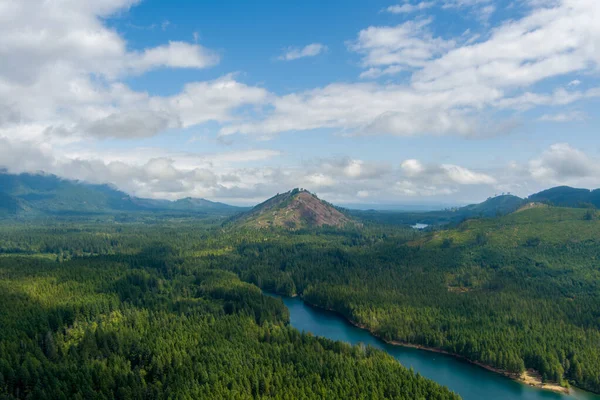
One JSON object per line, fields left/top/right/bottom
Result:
{"left": 527, "top": 186, "right": 600, "bottom": 208}
{"left": 0, "top": 172, "right": 243, "bottom": 218}
{"left": 3, "top": 171, "right": 600, "bottom": 223}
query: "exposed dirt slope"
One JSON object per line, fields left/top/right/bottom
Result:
{"left": 233, "top": 189, "right": 353, "bottom": 229}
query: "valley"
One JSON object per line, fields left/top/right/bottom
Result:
{"left": 1, "top": 172, "right": 600, "bottom": 398}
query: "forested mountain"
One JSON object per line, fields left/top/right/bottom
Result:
{"left": 3, "top": 170, "right": 599, "bottom": 227}
{"left": 228, "top": 188, "right": 354, "bottom": 229}
{"left": 0, "top": 222, "right": 459, "bottom": 400}
{"left": 0, "top": 172, "right": 243, "bottom": 218}
{"left": 458, "top": 194, "right": 524, "bottom": 217}
{"left": 212, "top": 206, "right": 600, "bottom": 394}
{"left": 528, "top": 186, "right": 600, "bottom": 208}
{"left": 2, "top": 195, "right": 600, "bottom": 395}
{"left": 352, "top": 188, "right": 600, "bottom": 228}
{"left": 350, "top": 194, "right": 525, "bottom": 227}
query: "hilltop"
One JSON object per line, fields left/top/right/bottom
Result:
{"left": 229, "top": 188, "right": 354, "bottom": 229}
{"left": 528, "top": 186, "right": 600, "bottom": 208}
{"left": 455, "top": 194, "right": 524, "bottom": 218}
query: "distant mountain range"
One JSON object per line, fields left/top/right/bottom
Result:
{"left": 2, "top": 171, "right": 599, "bottom": 225}
{"left": 0, "top": 172, "right": 244, "bottom": 218}
{"left": 350, "top": 189, "right": 600, "bottom": 227}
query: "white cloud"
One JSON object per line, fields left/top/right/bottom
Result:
{"left": 0, "top": 134, "right": 285, "bottom": 201}
{"left": 220, "top": 1, "right": 600, "bottom": 140}
{"left": 441, "top": 0, "right": 496, "bottom": 22}
{"left": 0, "top": 0, "right": 245, "bottom": 147}
{"left": 441, "top": 164, "right": 496, "bottom": 185}
{"left": 279, "top": 43, "right": 328, "bottom": 61}
{"left": 528, "top": 143, "right": 598, "bottom": 181}
{"left": 359, "top": 66, "right": 404, "bottom": 79}
{"left": 400, "top": 159, "right": 496, "bottom": 184}
{"left": 386, "top": 2, "right": 435, "bottom": 14}
{"left": 2, "top": 0, "right": 600, "bottom": 204}
{"left": 394, "top": 180, "right": 456, "bottom": 197}
{"left": 82, "top": 110, "right": 174, "bottom": 139}
{"left": 149, "top": 75, "right": 269, "bottom": 129}
{"left": 315, "top": 158, "right": 390, "bottom": 180}
{"left": 413, "top": 0, "right": 600, "bottom": 92}
{"left": 0, "top": 1, "right": 217, "bottom": 85}
{"left": 306, "top": 173, "right": 336, "bottom": 187}
{"left": 219, "top": 82, "right": 502, "bottom": 138}
{"left": 349, "top": 19, "right": 455, "bottom": 70}
{"left": 401, "top": 159, "right": 426, "bottom": 176}
{"left": 538, "top": 111, "right": 586, "bottom": 122}
{"left": 128, "top": 41, "right": 219, "bottom": 73}
{"left": 496, "top": 87, "right": 600, "bottom": 110}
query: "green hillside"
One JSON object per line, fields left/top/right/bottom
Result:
{"left": 0, "top": 172, "right": 243, "bottom": 219}
{"left": 425, "top": 205, "right": 599, "bottom": 248}
{"left": 213, "top": 206, "right": 600, "bottom": 393}
{"left": 528, "top": 186, "right": 600, "bottom": 208}
{"left": 458, "top": 194, "right": 524, "bottom": 217}
{"left": 0, "top": 222, "right": 459, "bottom": 400}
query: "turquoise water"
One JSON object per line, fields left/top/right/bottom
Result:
{"left": 411, "top": 223, "right": 429, "bottom": 229}
{"left": 274, "top": 295, "right": 600, "bottom": 400}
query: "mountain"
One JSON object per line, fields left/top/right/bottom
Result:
{"left": 350, "top": 194, "right": 525, "bottom": 227}
{"left": 230, "top": 188, "right": 354, "bottom": 229}
{"left": 458, "top": 194, "right": 524, "bottom": 218}
{"left": 528, "top": 186, "right": 600, "bottom": 208}
{"left": 0, "top": 172, "right": 243, "bottom": 218}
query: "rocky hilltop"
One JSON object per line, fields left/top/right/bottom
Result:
{"left": 231, "top": 188, "right": 353, "bottom": 229}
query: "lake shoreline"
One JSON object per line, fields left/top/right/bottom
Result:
{"left": 299, "top": 298, "right": 571, "bottom": 395}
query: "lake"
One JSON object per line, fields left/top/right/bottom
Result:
{"left": 412, "top": 223, "right": 429, "bottom": 229}
{"left": 272, "top": 294, "right": 600, "bottom": 400}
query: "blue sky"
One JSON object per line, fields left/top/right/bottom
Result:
{"left": 1, "top": 0, "right": 599, "bottom": 205}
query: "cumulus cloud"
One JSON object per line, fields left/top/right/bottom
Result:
{"left": 3, "top": 134, "right": 598, "bottom": 204}
{"left": 528, "top": 143, "right": 599, "bottom": 182}
{"left": 0, "top": 0, "right": 257, "bottom": 148}
{"left": 0, "top": 128, "right": 504, "bottom": 204}
{"left": 279, "top": 43, "right": 328, "bottom": 61}
{"left": 0, "top": 1, "right": 217, "bottom": 84}
{"left": 219, "top": 81, "right": 503, "bottom": 138}
{"left": 221, "top": 1, "right": 600, "bottom": 139}
{"left": 2, "top": 0, "right": 600, "bottom": 204}
{"left": 0, "top": 135, "right": 285, "bottom": 201}
{"left": 149, "top": 75, "right": 269, "bottom": 128}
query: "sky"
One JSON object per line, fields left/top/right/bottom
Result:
{"left": 1, "top": 0, "right": 600, "bottom": 206}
